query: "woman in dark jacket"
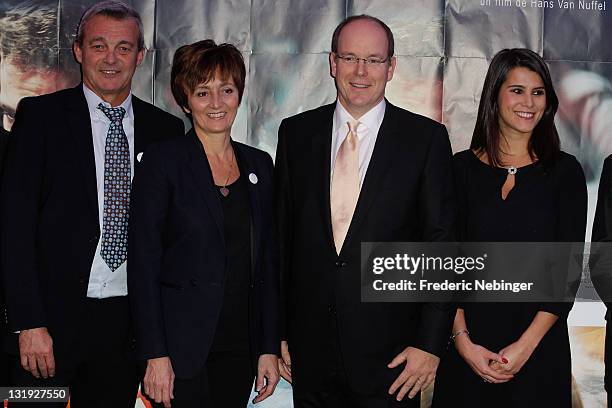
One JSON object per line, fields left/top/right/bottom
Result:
{"left": 128, "top": 40, "right": 280, "bottom": 408}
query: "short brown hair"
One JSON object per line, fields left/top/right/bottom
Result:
{"left": 331, "top": 15, "right": 394, "bottom": 59}
{"left": 75, "top": 1, "right": 144, "bottom": 50}
{"left": 171, "top": 40, "right": 246, "bottom": 114}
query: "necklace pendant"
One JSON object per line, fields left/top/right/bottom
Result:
{"left": 507, "top": 166, "right": 517, "bottom": 175}
{"left": 220, "top": 186, "right": 230, "bottom": 197}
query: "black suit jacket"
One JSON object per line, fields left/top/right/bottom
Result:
{"left": 0, "top": 85, "right": 184, "bottom": 362}
{"left": 593, "top": 154, "right": 612, "bottom": 316}
{"left": 128, "top": 130, "right": 280, "bottom": 379}
{"left": 0, "top": 128, "right": 8, "bottom": 169}
{"left": 591, "top": 154, "right": 612, "bottom": 393}
{"left": 275, "top": 101, "right": 456, "bottom": 393}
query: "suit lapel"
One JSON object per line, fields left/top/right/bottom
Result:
{"left": 132, "top": 96, "right": 149, "bottom": 169}
{"left": 234, "top": 143, "right": 261, "bottom": 273}
{"left": 66, "top": 85, "right": 99, "bottom": 222}
{"left": 342, "top": 102, "right": 399, "bottom": 250}
{"left": 186, "top": 130, "right": 226, "bottom": 248}
{"left": 312, "top": 105, "right": 336, "bottom": 253}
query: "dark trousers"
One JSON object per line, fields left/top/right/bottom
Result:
{"left": 292, "top": 315, "right": 418, "bottom": 408}
{"left": 150, "top": 349, "right": 254, "bottom": 408}
{"left": 9, "top": 297, "right": 140, "bottom": 408}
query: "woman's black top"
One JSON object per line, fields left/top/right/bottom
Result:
{"left": 433, "top": 149, "right": 587, "bottom": 408}
{"left": 210, "top": 174, "right": 252, "bottom": 353}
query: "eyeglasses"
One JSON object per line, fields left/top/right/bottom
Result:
{"left": 335, "top": 54, "right": 388, "bottom": 66}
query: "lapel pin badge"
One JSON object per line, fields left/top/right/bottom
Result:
{"left": 249, "top": 173, "right": 258, "bottom": 184}
{"left": 137, "top": 152, "right": 143, "bottom": 162}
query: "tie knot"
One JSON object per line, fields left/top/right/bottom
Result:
{"left": 348, "top": 120, "right": 360, "bottom": 134}
{"left": 98, "top": 103, "right": 126, "bottom": 123}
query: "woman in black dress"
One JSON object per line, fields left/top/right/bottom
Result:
{"left": 128, "top": 40, "right": 280, "bottom": 407}
{"left": 432, "top": 48, "right": 586, "bottom": 407}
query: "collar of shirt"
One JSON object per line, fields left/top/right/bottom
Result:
{"left": 330, "top": 99, "right": 386, "bottom": 188}
{"left": 82, "top": 83, "right": 134, "bottom": 125}
{"left": 332, "top": 98, "right": 385, "bottom": 147}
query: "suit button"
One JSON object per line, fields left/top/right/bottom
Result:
{"left": 335, "top": 261, "right": 348, "bottom": 267}
{"left": 79, "top": 277, "right": 86, "bottom": 284}
{"left": 89, "top": 234, "right": 99, "bottom": 244}
{"left": 328, "top": 305, "right": 335, "bottom": 314}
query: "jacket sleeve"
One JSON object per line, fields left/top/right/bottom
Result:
{"left": 259, "top": 152, "right": 281, "bottom": 356}
{"left": 414, "top": 124, "right": 457, "bottom": 357}
{"left": 591, "top": 156, "right": 612, "bottom": 311}
{"left": 274, "top": 119, "right": 293, "bottom": 341}
{"left": 539, "top": 156, "right": 587, "bottom": 319}
{"left": 127, "top": 143, "right": 171, "bottom": 360}
{"left": 1, "top": 97, "right": 48, "bottom": 332}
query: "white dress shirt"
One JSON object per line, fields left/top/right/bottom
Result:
{"left": 330, "top": 98, "right": 386, "bottom": 188}
{"left": 82, "top": 84, "right": 135, "bottom": 298}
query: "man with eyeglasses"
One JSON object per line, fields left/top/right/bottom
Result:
{"left": 275, "top": 14, "right": 456, "bottom": 408}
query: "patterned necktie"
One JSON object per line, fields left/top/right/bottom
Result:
{"left": 97, "top": 103, "right": 130, "bottom": 272}
{"left": 331, "top": 120, "right": 360, "bottom": 255}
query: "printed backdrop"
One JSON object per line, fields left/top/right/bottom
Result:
{"left": 1, "top": 0, "right": 610, "bottom": 406}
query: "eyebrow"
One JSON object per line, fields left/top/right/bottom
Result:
{"left": 0, "top": 103, "right": 15, "bottom": 116}
{"left": 117, "top": 40, "right": 135, "bottom": 47}
{"left": 506, "top": 84, "right": 545, "bottom": 89}
{"left": 88, "top": 37, "right": 135, "bottom": 47}
{"left": 195, "top": 82, "right": 235, "bottom": 90}
{"left": 340, "top": 52, "right": 385, "bottom": 58}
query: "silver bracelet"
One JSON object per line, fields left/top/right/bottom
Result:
{"left": 451, "top": 329, "right": 470, "bottom": 342}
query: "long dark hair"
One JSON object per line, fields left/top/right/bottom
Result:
{"left": 470, "top": 48, "right": 560, "bottom": 167}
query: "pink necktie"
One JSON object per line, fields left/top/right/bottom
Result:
{"left": 331, "top": 121, "right": 360, "bottom": 254}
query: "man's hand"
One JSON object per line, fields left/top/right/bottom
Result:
{"left": 278, "top": 340, "right": 292, "bottom": 383}
{"left": 387, "top": 346, "right": 439, "bottom": 401}
{"left": 19, "top": 327, "right": 54, "bottom": 379}
{"left": 143, "top": 357, "right": 175, "bottom": 408}
{"left": 454, "top": 334, "right": 512, "bottom": 383}
{"left": 253, "top": 354, "right": 280, "bottom": 403}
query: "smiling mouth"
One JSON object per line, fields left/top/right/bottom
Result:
{"left": 207, "top": 112, "right": 226, "bottom": 119}
{"left": 515, "top": 111, "right": 535, "bottom": 119}
{"left": 350, "top": 82, "right": 370, "bottom": 89}
{"left": 100, "top": 70, "right": 120, "bottom": 75}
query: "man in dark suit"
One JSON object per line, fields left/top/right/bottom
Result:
{"left": 0, "top": 3, "right": 80, "bottom": 389}
{"left": 0, "top": 126, "right": 8, "bottom": 387}
{"left": 0, "top": 2, "right": 183, "bottom": 406}
{"left": 275, "top": 15, "right": 455, "bottom": 407}
{"left": 592, "top": 155, "right": 612, "bottom": 408}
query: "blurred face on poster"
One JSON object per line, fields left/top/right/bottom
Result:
{"left": 330, "top": 19, "right": 396, "bottom": 119}
{"left": 497, "top": 67, "right": 546, "bottom": 140}
{"left": 73, "top": 15, "right": 144, "bottom": 107}
{"left": 0, "top": 59, "right": 71, "bottom": 131}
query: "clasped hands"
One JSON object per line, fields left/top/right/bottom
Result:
{"left": 454, "top": 334, "right": 536, "bottom": 383}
